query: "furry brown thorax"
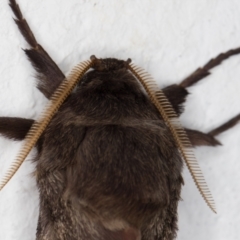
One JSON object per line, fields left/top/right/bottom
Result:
{"left": 35, "top": 62, "right": 183, "bottom": 239}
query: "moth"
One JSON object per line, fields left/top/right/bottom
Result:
{"left": 1, "top": 0, "right": 240, "bottom": 239}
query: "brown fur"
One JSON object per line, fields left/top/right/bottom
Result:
{"left": 33, "top": 68, "right": 183, "bottom": 240}
{"left": 1, "top": 0, "right": 240, "bottom": 239}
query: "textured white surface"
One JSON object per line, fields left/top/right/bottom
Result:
{"left": 0, "top": 0, "right": 240, "bottom": 239}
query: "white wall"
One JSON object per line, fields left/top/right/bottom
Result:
{"left": 0, "top": 0, "right": 240, "bottom": 239}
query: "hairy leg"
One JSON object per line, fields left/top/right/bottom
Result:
{"left": 186, "top": 113, "right": 240, "bottom": 147}
{"left": 208, "top": 113, "right": 240, "bottom": 137}
{"left": 162, "top": 84, "right": 189, "bottom": 116}
{"left": 9, "top": 0, "right": 65, "bottom": 99}
{"left": 0, "top": 117, "right": 33, "bottom": 140}
{"left": 180, "top": 47, "right": 240, "bottom": 88}
{"left": 0, "top": 117, "right": 44, "bottom": 152}
{"left": 163, "top": 47, "right": 240, "bottom": 116}
{"left": 186, "top": 129, "right": 221, "bottom": 147}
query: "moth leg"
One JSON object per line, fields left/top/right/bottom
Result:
{"left": 0, "top": 117, "right": 33, "bottom": 141}
{"left": 163, "top": 48, "right": 240, "bottom": 115}
{"left": 179, "top": 47, "right": 240, "bottom": 88}
{"left": 162, "top": 84, "right": 189, "bottom": 115}
{"left": 9, "top": 0, "right": 65, "bottom": 99}
{"left": 185, "top": 129, "right": 221, "bottom": 147}
{"left": 186, "top": 113, "right": 240, "bottom": 147}
{"left": 208, "top": 113, "right": 240, "bottom": 137}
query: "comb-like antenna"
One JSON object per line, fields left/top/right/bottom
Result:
{"left": 0, "top": 60, "right": 93, "bottom": 191}
{"left": 129, "top": 63, "right": 216, "bottom": 213}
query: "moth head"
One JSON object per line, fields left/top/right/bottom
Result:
{"left": 90, "top": 55, "right": 131, "bottom": 71}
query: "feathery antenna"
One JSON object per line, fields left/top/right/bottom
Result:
{"left": 0, "top": 60, "right": 93, "bottom": 191}
{"left": 129, "top": 63, "right": 216, "bottom": 213}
